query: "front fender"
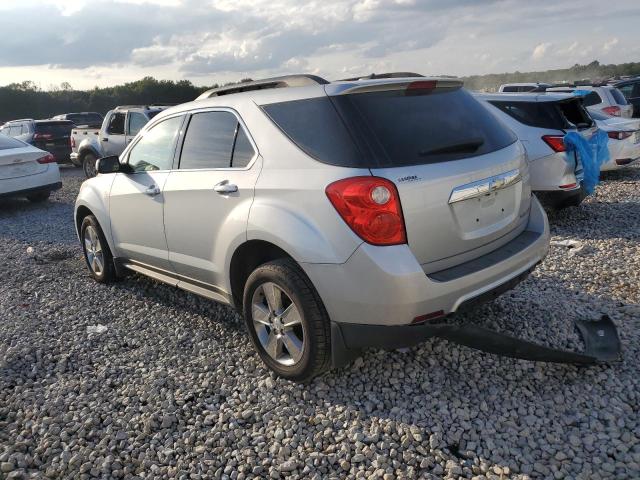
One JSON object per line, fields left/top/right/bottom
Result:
{"left": 74, "top": 175, "right": 117, "bottom": 253}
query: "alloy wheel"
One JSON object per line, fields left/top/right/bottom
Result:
{"left": 84, "top": 225, "right": 104, "bottom": 275}
{"left": 251, "top": 282, "right": 305, "bottom": 366}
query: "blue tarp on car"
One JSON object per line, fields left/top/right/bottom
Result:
{"left": 563, "top": 129, "right": 609, "bottom": 195}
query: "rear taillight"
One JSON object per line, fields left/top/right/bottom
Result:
{"left": 607, "top": 131, "right": 633, "bottom": 141}
{"left": 602, "top": 106, "right": 621, "bottom": 117}
{"left": 70, "top": 136, "right": 76, "bottom": 148}
{"left": 542, "top": 135, "right": 566, "bottom": 152}
{"left": 36, "top": 154, "right": 56, "bottom": 164}
{"left": 33, "top": 133, "right": 53, "bottom": 141}
{"left": 326, "top": 176, "right": 406, "bottom": 246}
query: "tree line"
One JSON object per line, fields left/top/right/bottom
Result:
{"left": 2, "top": 60, "right": 639, "bottom": 122}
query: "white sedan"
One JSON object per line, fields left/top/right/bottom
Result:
{"left": 591, "top": 111, "right": 640, "bottom": 171}
{"left": 0, "top": 134, "right": 61, "bottom": 202}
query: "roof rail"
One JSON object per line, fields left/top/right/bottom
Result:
{"left": 196, "top": 74, "right": 329, "bottom": 100}
{"left": 7, "top": 118, "right": 34, "bottom": 123}
{"left": 337, "top": 72, "right": 424, "bottom": 81}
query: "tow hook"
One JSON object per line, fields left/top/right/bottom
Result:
{"left": 432, "top": 315, "right": 620, "bottom": 364}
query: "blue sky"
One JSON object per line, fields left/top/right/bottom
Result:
{"left": 0, "top": 0, "right": 638, "bottom": 89}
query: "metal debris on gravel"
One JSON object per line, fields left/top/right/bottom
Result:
{"left": 1, "top": 166, "right": 639, "bottom": 479}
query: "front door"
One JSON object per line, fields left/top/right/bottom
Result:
{"left": 109, "top": 114, "right": 184, "bottom": 270}
{"left": 102, "top": 112, "right": 127, "bottom": 157}
{"left": 162, "top": 110, "right": 261, "bottom": 290}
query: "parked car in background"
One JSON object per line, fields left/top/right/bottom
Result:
{"left": 0, "top": 135, "right": 61, "bottom": 202}
{"left": 613, "top": 78, "right": 640, "bottom": 118}
{"left": 546, "top": 85, "right": 632, "bottom": 118}
{"left": 51, "top": 112, "right": 103, "bottom": 127}
{"left": 589, "top": 111, "right": 640, "bottom": 171}
{"left": 0, "top": 119, "right": 73, "bottom": 163}
{"left": 71, "top": 105, "right": 168, "bottom": 178}
{"left": 476, "top": 92, "right": 596, "bottom": 208}
{"left": 75, "top": 74, "right": 550, "bottom": 381}
{"left": 498, "top": 83, "right": 550, "bottom": 93}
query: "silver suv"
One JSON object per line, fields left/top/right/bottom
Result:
{"left": 75, "top": 74, "right": 550, "bottom": 381}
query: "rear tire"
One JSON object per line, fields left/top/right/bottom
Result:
{"left": 26, "top": 191, "right": 50, "bottom": 203}
{"left": 243, "top": 259, "right": 331, "bottom": 382}
{"left": 82, "top": 152, "right": 98, "bottom": 179}
{"left": 80, "top": 215, "right": 116, "bottom": 283}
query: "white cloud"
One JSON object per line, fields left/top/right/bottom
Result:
{"left": 603, "top": 37, "right": 619, "bottom": 52}
{"left": 531, "top": 42, "right": 551, "bottom": 60}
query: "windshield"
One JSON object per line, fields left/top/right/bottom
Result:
{"left": 262, "top": 88, "right": 516, "bottom": 167}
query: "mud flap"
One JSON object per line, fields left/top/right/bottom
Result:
{"left": 433, "top": 315, "right": 620, "bottom": 364}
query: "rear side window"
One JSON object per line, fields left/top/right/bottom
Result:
{"left": 180, "top": 112, "right": 237, "bottom": 169}
{"left": 610, "top": 88, "right": 628, "bottom": 105}
{"left": 262, "top": 97, "right": 362, "bottom": 167}
{"left": 490, "top": 99, "right": 592, "bottom": 130}
{"left": 231, "top": 127, "right": 255, "bottom": 168}
{"left": 582, "top": 91, "right": 602, "bottom": 107}
{"left": 263, "top": 88, "right": 516, "bottom": 167}
{"left": 128, "top": 112, "right": 148, "bottom": 136}
{"left": 0, "top": 135, "right": 25, "bottom": 150}
{"left": 35, "top": 122, "right": 72, "bottom": 137}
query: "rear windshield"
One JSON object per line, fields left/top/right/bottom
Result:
{"left": 489, "top": 98, "right": 593, "bottom": 131}
{"left": 0, "top": 135, "right": 25, "bottom": 150}
{"left": 262, "top": 88, "right": 517, "bottom": 168}
{"left": 66, "top": 113, "right": 103, "bottom": 125}
{"left": 35, "top": 122, "right": 73, "bottom": 137}
{"left": 581, "top": 91, "right": 602, "bottom": 107}
{"left": 610, "top": 88, "right": 628, "bottom": 105}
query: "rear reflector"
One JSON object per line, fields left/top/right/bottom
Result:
{"left": 412, "top": 310, "right": 445, "bottom": 325}
{"left": 36, "top": 154, "right": 56, "bottom": 164}
{"left": 559, "top": 183, "right": 578, "bottom": 189}
{"left": 542, "top": 135, "right": 566, "bottom": 152}
{"left": 607, "top": 131, "right": 633, "bottom": 141}
{"left": 602, "top": 106, "right": 621, "bottom": 117}
{"left": 70, "top": 135, "right": 76, "bottom": 148}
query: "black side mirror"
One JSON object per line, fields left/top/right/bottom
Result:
{"left": 96, "top": 155, "right": 122, "bottom": 174}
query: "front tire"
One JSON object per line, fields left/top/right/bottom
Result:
{"left": 82, "top": 152, "right": 98, "bottom": 178}
{"left": 80, "top": 215, "right": 116, "bottom": 283}
{"left": 243, "top": 259, "right": 331, "bottom": 382}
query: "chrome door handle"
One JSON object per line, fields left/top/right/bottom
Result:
{"left": 144, "top": 185, "right": 161, "bottom": 196}
{"left": 213, "top": 181, "right": 238, "bottom": 194}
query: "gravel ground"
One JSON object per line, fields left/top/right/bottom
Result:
{"left": 1, "top": 166, "right": 639, "bottom": 480}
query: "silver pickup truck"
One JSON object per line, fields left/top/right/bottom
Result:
{"left": 70, "top": 105, "right": 168, "bottom": 177}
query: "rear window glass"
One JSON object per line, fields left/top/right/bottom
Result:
{"left": 0, "top": 135, "right": 25, "bottom": 150}
{"left": 490, "top": 99, "right": 592, "bottom": 130}
{"left": 263, "top": 88, "right": 517, "bottom": 167}
{"left": 66, "top": 113, "right": 103, "bottom": 125}
{"left": 35, "top": 122, "right": 72, "bottom": 136}
{"left": 610, "top": 88, "right": 628, "bottom": 105}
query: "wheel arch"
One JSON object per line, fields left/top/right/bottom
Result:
{"left": 228, "top": 239, "right": 296, "bottom": 311}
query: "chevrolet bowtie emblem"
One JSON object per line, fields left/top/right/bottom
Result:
{"left": 449, "top": 169, "right": 521, "bottom": 204}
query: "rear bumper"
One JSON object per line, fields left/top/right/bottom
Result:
{"left": 302, "top": 195, "right": 550, "bottom": 330}
{"left": 529, "top": 151, "right": 581, "bottom": 192}
{"left": 0, "top": 164, "right": 61, "bottom": 197}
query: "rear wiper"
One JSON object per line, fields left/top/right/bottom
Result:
{"left": 419, "top": 138, "right": 484, "bottom": 156}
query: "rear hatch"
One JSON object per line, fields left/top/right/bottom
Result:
{"left": 34, "top": 121, "right": 73, "bottom": 161}
{"left": 0, "top": 136, "right": 48, "bottom": 180}
{"left": 327, "top": 81, "right": 530, "bottom": 269}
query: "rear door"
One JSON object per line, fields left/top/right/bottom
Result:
{"left": 162, "top": 109, "right": 261, "bottom": 290}
{"left": 0, "top": 137, "right": 47, "bottom": 183}
{"left": 109, "top": 114, "right": 184, "bottom": 269}
{"left": 328, "top": 85, "right": 529, "bottom": 270}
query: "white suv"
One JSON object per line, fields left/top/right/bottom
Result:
{"left": 75, "top": 74, "right": 550, "bottom": 381}
{"left": 546, "top": 85, "right": 633, "bottom": 118}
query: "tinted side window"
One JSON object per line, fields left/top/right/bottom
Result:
{"left": 231, "top": 126, "right": 255, "bottom": 168}
{"left": 490, "top": 101, "right": 567, "bottom": 130}
{"left": 610, "top": 88, "right": 628, "bottom": 105}
{"left": 9, "top": 126, "right": 20, "bottom": 136}
{"left": 128, "top": 116, "right": 182, "bottom": 172}
{"left": 128, "top": 112, "right": 148, "bottom": 136}
{"left": 180, "top": 112, "right": 237, "bottom": 169}
{"left": 582, "top": 91, "right": 602, "bottom": 107}
{"left": 107, "top": 113, "right": 125, "bottom": 135}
